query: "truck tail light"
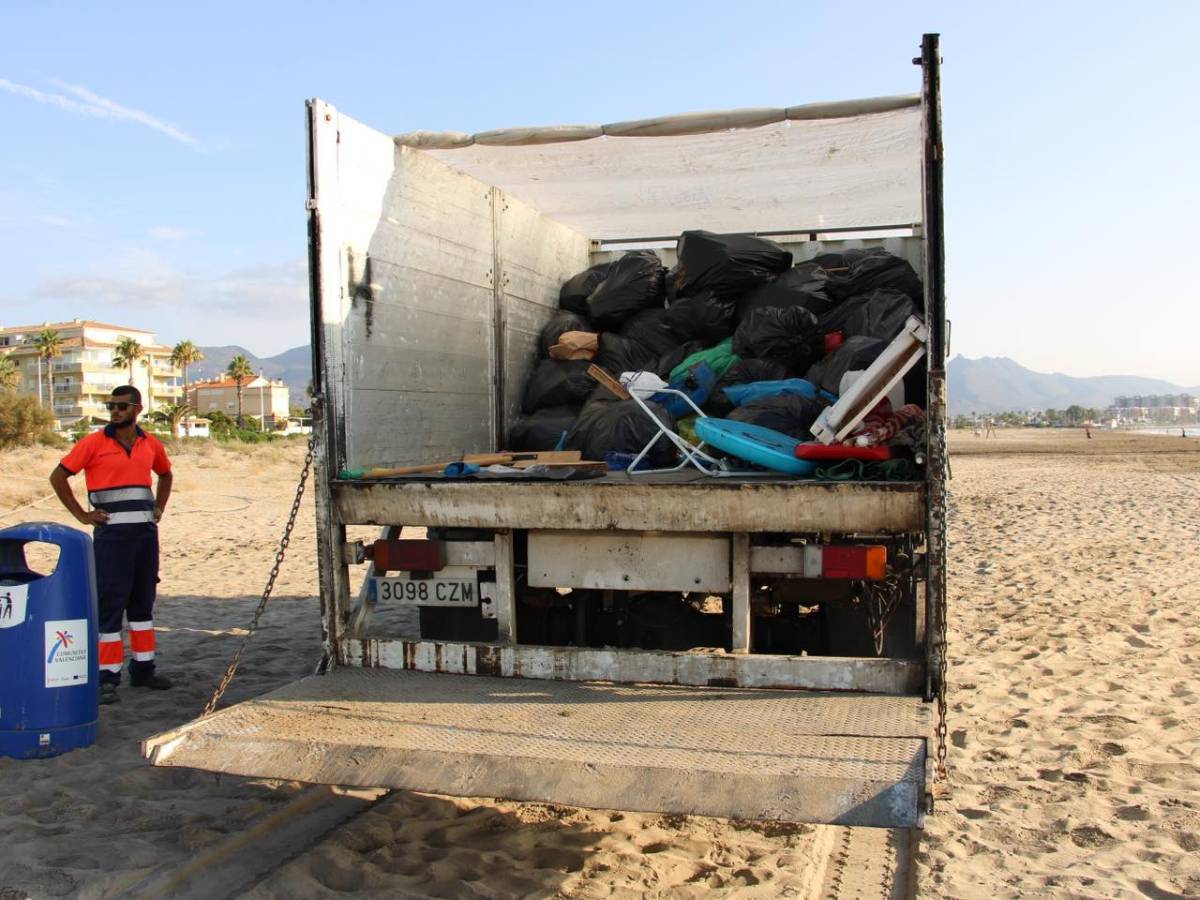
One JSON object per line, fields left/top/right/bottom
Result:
{"left": 370, "top": 539, "right": 446, "bottom": 574}
{"left": 821, "top": 545, "right": 887, "bottom": 580}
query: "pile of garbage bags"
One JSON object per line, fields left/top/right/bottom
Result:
{"left": 511, "top": 230, "right": 927, "bottom": 471}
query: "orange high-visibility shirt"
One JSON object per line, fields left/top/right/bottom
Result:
{"left": 59, "top": 426, "right": 171, "bottom": 525}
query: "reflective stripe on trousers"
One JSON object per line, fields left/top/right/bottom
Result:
{"left": 129, "top": 619, "right": 155, "bottom": 661}
{"left": 99, "top": 632, "right": 124, "bottom": 673}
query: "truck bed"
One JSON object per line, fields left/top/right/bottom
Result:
{"left": 333, "top": 476, "right": 924, "bottom": 533}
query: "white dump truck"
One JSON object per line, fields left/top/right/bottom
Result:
{"left": 145, "top": 34, "right": 949, "bottom": 829}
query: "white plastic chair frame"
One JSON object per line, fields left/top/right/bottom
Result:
{"left": 622, "top": 386, "right": 767, "bottom": 478}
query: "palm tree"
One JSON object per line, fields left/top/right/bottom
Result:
{"left": 141, "top": 357, "right": 156, "bottom": 413}
{"left": 150, "top": 402, "right": 194, "bottom": 439}
{"left": 0, "top": 354, "right": 18, "bottom": 390}
{"left": 34, "top": 328, "right": 63, "bottom": 413}
{"left": 170, "top": 340, "right": 204, "bottom": 434}
{"left": 112, "top": 336, "right": 144, "bottom": 387}
{"left": 226, "top": 354, "right": 254, "bottom": 428}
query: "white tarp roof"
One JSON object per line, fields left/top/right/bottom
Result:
{"left": 401, "top": 96, "right": 923, "bottom": 241}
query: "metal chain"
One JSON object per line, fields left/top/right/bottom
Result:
{"left": 931, "top": 411, "right": 950, "bottom": 781}
{"left": 202, "top": 432, "right": 316, "bottom": 716}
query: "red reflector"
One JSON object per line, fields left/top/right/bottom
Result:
{"left": 821, "top": 545, "right": 887, "bottom": 580}
{"left": 372, "top": 539, "right": 446, "bottom": 574}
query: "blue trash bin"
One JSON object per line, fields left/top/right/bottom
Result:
{"left": 0, "top": 522, "right": 99, "bottom": 759}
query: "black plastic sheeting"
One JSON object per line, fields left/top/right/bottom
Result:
{"left": 728, "top": 394, "right": 826, "bottom": 440}
{"left": 619, "top": 308, "right": 683, "bottom": 356}
{"left": 559, "top": 261, "right": 614, "bottom": 315}
{"left": 521, "top": 359, "right": 595, "bottom": 414}
{"left": 539, "top": 310, "right": 596, "bottom": 357}
{"left": 816, "top": 289, "right": 919, "bottom": 344}
{"left": 672, "top": 231, "right": 792, "bottom": 299}
{"left": 737, "top": 261, "right": 837, "bottom": 318}
{"left": 663, "top": 291, "right": 737, "bottom": 343}
{"left": 585, "top": 250, "right": 666, "bottom": 329}
{"left": 732, "top": 306, "right": 823, "bottom": 371}
{"left": 565, "top": 398, "right": 676, "bottom": 467}
{"left": 507, "top": 405, "right": 579, "bottom": 452}
{"left": 804, "top": 336, "right": 887, "bottom": 395}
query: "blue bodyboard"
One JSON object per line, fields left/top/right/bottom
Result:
{"left": 694, "top": 418, "right": 816, "bottom": 476}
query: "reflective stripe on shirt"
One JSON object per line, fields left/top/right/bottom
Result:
{"left": 89, "top": 486, "right": 154, "bottom": 506}
{"left": 104, "top": 510, "right": 156, "bottom": 525}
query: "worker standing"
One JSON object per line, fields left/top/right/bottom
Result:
{"left": 49, "top": 385, "right": 174, "bottom": 705}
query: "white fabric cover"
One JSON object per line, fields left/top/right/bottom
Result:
{"left": 411, "top": 98, "right": 922, "bottom": 240}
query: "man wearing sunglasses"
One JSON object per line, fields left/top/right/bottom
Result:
{"left": 49, "top": 385, "right": 174, "bottom": 705}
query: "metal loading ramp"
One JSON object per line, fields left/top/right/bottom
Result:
{"left": 143, "top": 668, "right": 929, "bottom": 828}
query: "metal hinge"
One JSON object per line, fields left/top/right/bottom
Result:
{"left": 305, "top": 198, "right": 318, "bottom": 211}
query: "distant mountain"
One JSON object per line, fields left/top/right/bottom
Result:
{"left": 948, "top": 356, "right": 1199, "bottom": 416}
{"left": 193, "top": 344, "right": 1193, "bottom": 418}
{"left": 194, "top": 345, "right": 312, "bottom": 398}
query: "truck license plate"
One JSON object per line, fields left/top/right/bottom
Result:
{"left": 374, "top": 576, "right": 478, "bottom": 607}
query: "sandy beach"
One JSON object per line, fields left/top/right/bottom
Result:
{"left": 1, "top": 429, "right": 1197, "bottom": 898}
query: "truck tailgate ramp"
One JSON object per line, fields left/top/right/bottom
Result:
{"left": 143, "top": 669, "right": 929, "bottom": 827}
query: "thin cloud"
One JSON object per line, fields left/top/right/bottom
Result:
{"left": 148, "top": 225, "right": 200, "bottom": 241}
{"left": 0, "top": 77, "right": 197, "bottom": 146}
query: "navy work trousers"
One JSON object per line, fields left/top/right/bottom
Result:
{"left": 94, "top": 524, "right": 159, "bottom": 685}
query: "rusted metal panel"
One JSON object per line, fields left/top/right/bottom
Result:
{"left": 350, "top": 638, "right": 923, "bottom": 695}
{"left": 526, "top": 530, "right": 731, "bottom": 592}
{"left": 332, "top": 479, "right": 925, "bottom": 534}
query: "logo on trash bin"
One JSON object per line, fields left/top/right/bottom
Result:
{"left": 45, "top": 619, "right": 89, "bottom": 688}
{"left": 47, "top": 629, "right": 74, "bottom": 663}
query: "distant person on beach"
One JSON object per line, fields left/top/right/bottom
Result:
{"left": 984, "top": 419, "right": 996, "bottom": 438}
{"left": 1086, "top": 425, "right": 1092, "bottom": 439}
{"left": 49, "top": 385, "right": 174, "bottom": 706}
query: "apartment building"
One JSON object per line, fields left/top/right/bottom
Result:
{"left": 0, "top": 319, "right": 181, "bottom": 427}
{"left": 187, "top": 374, "right": 290, "bottom": 427}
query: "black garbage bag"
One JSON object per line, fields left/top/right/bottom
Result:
{"left": 663, "top": 290, "right": 737, "bottom": 343}
{"left": 594, "top": 332, "right": 661, "bottom": 376}
{"left": 729, "top": 395, "right": 826, "bottom": 440}
{"left": 817, "top": 289, "right": 919, "bottom": 344}
{"left": 653, "top": 340, "right": 707, "bottom": 379}
{"left": 619, "top": 309, "right": 681, "bottom": 356}
{"left": 672, "top": 231, "right": 792, "bottom": 299}
{"left": 732, "top": 306, "right": 823, "bottom": 371}
{"left": 507, "top": 405, "right": 579, "bottom": 452}
{"left": 705, "top": 358, "right": 793, "bottom": 416}
{"left": 817, "top": 248, "right": 923, "bottom": 303}
{"left": 521, "top": 359, "right": 595, "bottom": 414}
{"left": 738, "top": 261, "right": 837, "bottom": 318}
{"left": 559, "top": 262, "right": 614, "bottom": 314}
{"left": 804, "top": 336, "right": 887, "bottom": 395}
{"left": 566, "top": 398, "right": 676, "bottom": 467}
{"left": 539, "top": 310, "right": 596, "bottom": 357}
{"left": 586, "top": 250, "right": 666, "bottom": 329}
{"left": 717, "top": 358, "right": 793, "bottom": 387}
{"left": 664, "top": 266, "right": 680, "bottom": 303}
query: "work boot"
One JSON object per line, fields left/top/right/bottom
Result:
{"left": 130, "top": 672, "right": 173, "bottom": 690}
{"left": 99, "top": 683, "right": 120, "bottom": 705}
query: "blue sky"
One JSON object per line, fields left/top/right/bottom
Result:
{"left": 2, "top": 2, "right": 1197, "bottom": 383}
